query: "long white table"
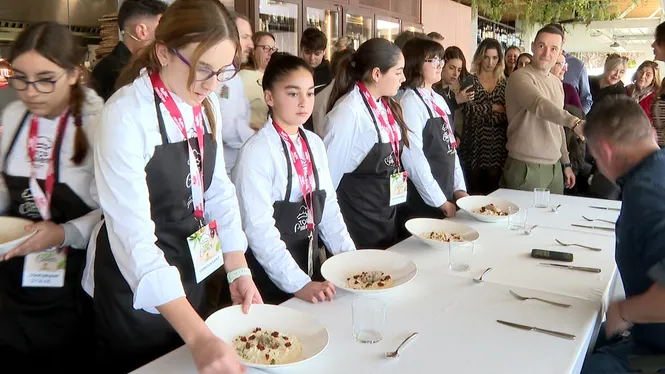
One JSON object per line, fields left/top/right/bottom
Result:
{"left": 133, "top": 189, "right": 620, "bottom": 374}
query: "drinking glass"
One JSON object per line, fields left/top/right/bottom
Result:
{"left": 352, "top": 298, "right": 386, "bottom": 344}
{"left": 449, "top": 241, "right": 474, "bottom": 272}
{"left": 508, "top": 207, "right": 528, "bottom": 230}
{"left": 533, "top": 188, "right": 550, "bottom": 208}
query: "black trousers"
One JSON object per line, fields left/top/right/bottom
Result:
{"left": 465, "top": 167, "right": 502, "bottom": 195}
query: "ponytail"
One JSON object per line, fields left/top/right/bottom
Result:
{"left": 327, "top": 52, "right": 357, "bottom": 113}
{"left": 69, "top": 79, "right": 88, "bottom": 165}
{"left": 326, "top": 49, "right": 410, "bottom": 148}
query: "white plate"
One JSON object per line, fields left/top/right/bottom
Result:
{"left": 321, "top": 250, "right": 417, "bottom": 295}
{"left": 456, "top": 196, "right": 520, "bottom": 223}
{"left": 0, "top": 217, "right": 36, "bottom": 256}
{"left": 206, "top": 304, "right": 329, "bottom": 369}
{"left": 405, "top": 218, "right": 480, "bottom": 249}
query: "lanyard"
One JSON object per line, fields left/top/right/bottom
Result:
{"left": 27, "top": 111, "right": 70, "bottom": 221}
{"left": 357, "top": 81, "right": 401, "bottom": 168}
{"left": 150, "top": 71, "right": 206, "bottom": 221}
{"left": 273, "top": 121, "right": 315, "bottom": 231}
{"left": 418, "top": 88, "right": 457, "bottom": 149}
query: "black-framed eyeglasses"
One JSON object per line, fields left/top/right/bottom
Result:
{"left": 171, "top": 48, "right": 238, "bottom": 82}
{"left": 7, "top": 70, "right": 68, "bottom": 94}
{"left": 256, "top": 45, "right": 278, "bottom": 54}
{"left": 425, "top": 58, "right": 444, "bottom": 69}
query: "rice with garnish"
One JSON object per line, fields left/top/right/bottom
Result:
{"left": 346, "top": 270, "right": 394, "bottom": 290}
{"left": 233, "top": 328, "right": 302, "bottom": 365}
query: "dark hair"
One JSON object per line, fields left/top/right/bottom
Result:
{"left": 586, "top": 95, "right": 653, "bottom": 144}
{"left": 427, "top": 32, "right": 444, "bottom": 41}
{"left": 655, "top": 21, "right": 665, "bottom": 46}
{"left": 402, "top": 38, "right": 445, "bottom": 90}
{"left": 535, "top": 24, "right": 564, "bottom": 43}
{"left": 262, "top": 52, "right": 313, "bottom": 91}
{"left": 118, "top": 0, "right": 168, "bottom": 31}
{"left": 331, "top": 48, "right": 354, "bottom": 76}
{"left": 117, "top": 0, "right": 239, "bottom": 140}
{"left": 433, "top": 46, "right": 469, "bottom": 92}
{"left": 544, "top": 23, "right": 565, "bottom": 37}
{"left": 10, "top": 21, "right": 88, "bottom": 165}
{"left": 517, "top": 52, "right": 532, "bottom": 65}
{"left": 229, "top": 11, "right": 250, "bottom": 24}
{"left": 394, "top": 31, "right": 427, "bottom": 50}
{"left": 300, "top": 27, "right": 327, "bottom": 52}
{"left": 327, "top": 38, "right": 409, "bottom": 147}
{"left": 243, "top": 31, "right": 275, "bottom": 70}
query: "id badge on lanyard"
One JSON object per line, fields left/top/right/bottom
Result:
{"left": 150, "top": 72, "right": 224, "bottom": 283}
{"left": 273, "top": 121, "right": 317, "bottom": 276}
{"left": 22, "top": 112, "right": 69, "bottom": 288}
{"left": 357, "top": 82, "right": 408, "bottom": 206}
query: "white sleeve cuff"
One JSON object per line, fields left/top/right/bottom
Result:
{"left": 279, "top": 270, "right": 311, "bottom": 294}
{"left": 62, "top": 222, "right": 87, "bottom": 249}
{"left": 133, "top": 266, "right": 186, "bottom": 314}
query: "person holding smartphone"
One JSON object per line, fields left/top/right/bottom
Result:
{"left": 434, "top": 46, "right": 473, "bottom": 143}
{"left": 84, "top": 1, "right": 261, "bottom": 373}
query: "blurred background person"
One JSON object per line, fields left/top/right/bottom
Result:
{"left": 240, "top": 31, "right": 277, "bottom": 131}
{"left": 504, "top": 45, "right": 521, "bottom": 78}
{"left": 515, "top": 52, "right": 532, "bottom": 70}
{"left": 626, "top": 60, "right": 660, "bottom": 120}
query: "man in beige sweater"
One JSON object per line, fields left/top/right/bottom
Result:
{"left": 503, "top": 24, "right": 585, "bottom": 194}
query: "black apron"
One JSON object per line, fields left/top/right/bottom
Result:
{"left": 0, "top": 111, "right": 94, "bottom": 371}
{"left": 405, "top": 89, "right": 456, "bottom": 220}
{"left": 246, "top": 129, "right": 326, "bottom": 305}
{"left": 336, "top": 95, "right": 404, "bottom": 250}
{"left": 93, "top": 94, "right": 216, "bottom": 374}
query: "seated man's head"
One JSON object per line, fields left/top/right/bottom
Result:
{"left": 300, "top": 28, "right": 327, "bottom": 68}
{"left": 585, "top": 96, "right": 660, "bottom": 181}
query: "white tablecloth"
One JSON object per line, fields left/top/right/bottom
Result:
{"left": 132, "top": 189, "right": 620, "bottom": 374}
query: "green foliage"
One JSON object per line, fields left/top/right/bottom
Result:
{"left": 471, "top": 0, "right": 632, "bottom": 25}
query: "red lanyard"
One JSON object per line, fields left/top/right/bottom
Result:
{"left": 150, "top": 71, "right": 206, "bottom": 221}
{"left": 27, "top": 111, "right": 70, "bottom": 221}
{"left": 357, "top": 81, "right": 401, "bottom": 168}
{"left": 273, "top": 121, "right": 315, "bottom": 231}
{"left": 418, "top": 88, "right": 457, "bottom": 148}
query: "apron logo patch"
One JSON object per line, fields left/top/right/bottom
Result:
{"left": 33, "top": 136, "right": 53, "bottom": 166}
{"left": 384, "top": 153, "right": 396, "bottom": 167}
{"left": 219, "top": 85, "right": 230, "bottom": 99}
{"left": 19, "top": 188, "right": 41, "bottom": 219}
{"left": 294, "top": 205, "right": 309, "bottom": 233}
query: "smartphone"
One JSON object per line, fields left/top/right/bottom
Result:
{"left": 530, "top": 249, "right": 574, "bottom": 262}
{"left": 459, "top": 75, "right": 474, "bottom": 92}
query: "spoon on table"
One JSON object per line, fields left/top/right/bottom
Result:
{"left": 473, "top": 267, "right": 493, "bottom": 283}
{"left": 524, "top": 225, "right": 538, "bottom": 235}
{"left": 550, "top": 204, "right": 562, "bottom": 212}
{"left": 385, "top": 332, "right": 419, "bottom": 358}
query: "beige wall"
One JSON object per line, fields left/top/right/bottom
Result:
{"left": 421, "top": 0, "right": 473, "bottom": 68}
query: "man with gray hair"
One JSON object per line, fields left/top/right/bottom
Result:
{"left": 581, "top": 96, "right": 665, "bottom": 373}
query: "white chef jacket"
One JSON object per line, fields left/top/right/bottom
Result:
{"left": 217, "top": 74, "right": 253, "bottom": 174}
{"left": 0, "top": 88, "right": 103, "bottom": 249}
{"left": 83, "top": 71, "right": 248, "bottom": 313}
{"left": 232, "top": 118, "right": 355, "bottom": 293}
{"left": 400, "top": 88, "right": 467, "bottom": 207}
{"left": 323, "top": 85, "right": 404, "bottom": 189}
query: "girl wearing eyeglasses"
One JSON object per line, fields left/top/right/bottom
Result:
{"left": 398, "top": 38, "right": 468, "bottom": 228}
{"left": 232, "top": 53, "right": 355, "bottom": 305}
{"left": 83, "top": 2, "right": 261, "bottom": 373}
{"left": 239, "top": 31, "right": 278, "bottom": 132}
{"left": 0, "top": 22, "right": 102, "bottom": 370}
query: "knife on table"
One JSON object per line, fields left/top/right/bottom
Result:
{"left": 589, "top": 206, "right": 620, "bottom": 211}
{"left": 497, "top": 320, "right": 576, "bottom": 340}
{"left": 571, "top": 224, "right": 615, "bottom": 232}
{"left": 540, "top": 262, "right": 602, "bottom": 273}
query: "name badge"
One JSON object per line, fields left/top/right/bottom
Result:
{"left": 187, "top": 220, "right": 224, "bottom": 283}
{"left": 22, "top": 248, "right": 66, "bottom": 288}
{"left": 389, "top": 171, "right": 408, "bottom": 206}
